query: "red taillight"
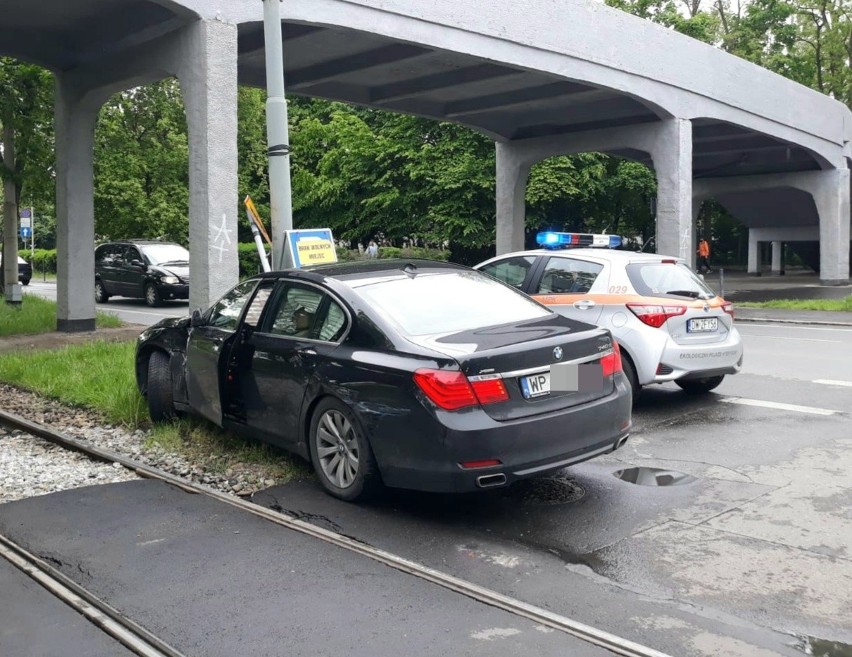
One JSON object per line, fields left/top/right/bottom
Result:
{"left": 627, "top": 303, "right": 687, "bottom": 328}
{"left": 413, "top": 369, "right": 477, "bottom": 410}
{"left": 460, "top": 459, "right": 502, "bottom": 469}
{"left": 722, "top": 303, "right": 735, "bottom": 319}
{"left": 413, "top": 369, "right": 509, "bottom": 410}
{"left": 469, "top": 376, "right": 509, "bottom": 405}
{"left": 601, "top": 341, "right": 623, "bottom": 377}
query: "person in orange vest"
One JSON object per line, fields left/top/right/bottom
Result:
{"left": 697, "top": 238, "right": 712, "bottom": 274}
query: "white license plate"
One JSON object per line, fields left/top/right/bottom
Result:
{"left": 520, "top": 372, "right": 550, "bottom": 399}
{"left": 687, "top": 317, "right": 718, "bottom": 333}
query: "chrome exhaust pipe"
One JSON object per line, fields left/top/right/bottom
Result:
{"left": 616, "top": 434, "right": 629, "bottom": 449}
{"left": 476, "top": 473, "right": 507, "bottom": 488}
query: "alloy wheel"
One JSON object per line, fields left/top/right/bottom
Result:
{"left": 315, "top": 409, "right": 360, "bottom": 489}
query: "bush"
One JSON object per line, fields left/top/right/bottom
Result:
{"left": 29, "top": 249, "right": 57, "bottom": 273}
{"left": 21, "top": 243, "right": 450, "bottom": 279}
{"left": 238, "top": 242, "right": 266, "bottom": 277}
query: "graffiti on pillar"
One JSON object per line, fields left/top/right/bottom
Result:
{"left": 212, "top": 213, "right": 232, "bottom": 263}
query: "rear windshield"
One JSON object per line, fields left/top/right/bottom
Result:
{"left": 351, "top": 270, "right": 552, "bottom": 336}
{"left": 626, "top": 262, "right": 715, "bottom": 299}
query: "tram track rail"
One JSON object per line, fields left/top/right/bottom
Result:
{"left": 0, "top": 408, "right": 673, "bottom": 657}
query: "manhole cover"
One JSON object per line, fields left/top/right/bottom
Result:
{"left": 504, "top": 476, "right": 585, "bottom": 505}
{"left": 613, "top": 467, "right": 696, "bottom": 486}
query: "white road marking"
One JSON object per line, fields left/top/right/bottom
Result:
{"left": 720, "top": 397, "right": 838, "bottom": 416}
{"left": 740, "top": 334, "right": 840, "bottom": 343}
{"left": 102, "top": 308, "right": 185, "bottom": 319}
{"left": 738, "top": 324, "right": 852, "bottom": 333}
{"left": 813, "top": 379, "right": 852, "bottom": 388}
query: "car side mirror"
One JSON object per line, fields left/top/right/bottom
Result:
{"left": 131, "top": 259, "right": 145, "bottom": 268}
{"left": 190, "top": 308, "right": 205, "bottom": 327}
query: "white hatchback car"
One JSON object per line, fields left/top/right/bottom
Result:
{"left": 475, "top": 233, "right": 743, "bottom": 400}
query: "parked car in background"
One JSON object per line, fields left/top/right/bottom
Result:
{"left": 135, "top": 260, "right": 632, "bottom": 501}
{"left": 475, "top": 232, "right": 743, "bottom": 401}
{"left": 0, "top": 254, "right": 32, "bottom": 286}
{"left": 95, "top": 240, "right": 189, "bottom": 307}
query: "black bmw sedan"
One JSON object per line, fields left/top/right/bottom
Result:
{"left": 136, "top": 260, "right": 632, "bottom": 501}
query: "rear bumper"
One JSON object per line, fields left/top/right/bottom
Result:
{"left": 654, "top": 329, "right": 743, "bottom": 383}
{"left": 373, "top": 374, "right": 632, "bottom": 493}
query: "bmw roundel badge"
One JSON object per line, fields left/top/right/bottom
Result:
{"left": 553, "top": 346, "right": 563, "bottom": 360}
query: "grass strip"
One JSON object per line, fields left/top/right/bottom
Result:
{"left": 0, "top": 341, "right": 146, "bottom": 425}
{"left": 737, "top": 296, "right": 852, "bottom": 312}
{"left": 0, "top": 294, "right": 123, "bottom": 336}
{"left": 0, "top": 340, "right": 307, "bottom": 483}
{"left": 148, "top": 419, "right": 308, "bottom": 483}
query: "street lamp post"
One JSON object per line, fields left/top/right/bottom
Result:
{"left": 262, "top": 0, "right": 293, "bottom": 270}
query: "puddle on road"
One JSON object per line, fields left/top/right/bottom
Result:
{"left": 795, "top": 635, "right": 852, "bottom": 657}
{"left": 613, "top": 467, "right": 697, "bottom": 487}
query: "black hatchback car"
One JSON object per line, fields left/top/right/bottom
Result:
{"left": 95, "top": 240, "right": 189, "bottom": 307}
{"left": 135, "top": 260, "right": 632, "bottom": 501}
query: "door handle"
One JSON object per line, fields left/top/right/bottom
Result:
{"left": 573, "top": 300, "right": 596, "bottom": 310}
{"left": 297, "top": 347, "right": 317, "bottom": 356}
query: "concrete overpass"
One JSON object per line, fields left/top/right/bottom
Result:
{"left": 2, "top": 0, "right": 850, "bottom": 330}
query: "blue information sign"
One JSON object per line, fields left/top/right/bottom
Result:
{"left": 20, "top": 226, "right": 32, "bottom": 239}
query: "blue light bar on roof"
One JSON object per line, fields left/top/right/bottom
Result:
{"left": 536, "top": 232, "right": 623, "bottom": 249}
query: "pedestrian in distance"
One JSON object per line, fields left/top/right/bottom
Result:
{"left": 697, "top": 238, "right": 712, "bottom": 274}
{"left": 366, "top": 240, "right": 379, "bottom": 259}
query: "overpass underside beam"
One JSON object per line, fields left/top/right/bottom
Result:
{"left": 695, "top": 169, "right": 850, "bottom": 285}
{"left": 53, "top": 19, "right": 239, "bottom": 331}
{"left": 494, "top": 119, "right": 696, "bottom": 266}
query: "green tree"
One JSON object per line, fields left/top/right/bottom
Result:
{"left": 0, "top": 58, "right": 53, "bottom": 296}
{"left": 94, "top": 79, "right": 190, "bottom": 243}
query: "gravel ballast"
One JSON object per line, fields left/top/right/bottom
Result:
{"left": 0, "top": 383, "right": 291, "bottom": 505}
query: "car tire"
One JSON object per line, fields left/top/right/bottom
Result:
{"left": 675, "top": 375, "right": 724, "bottom": 394}
{"left": 309, "top": 397, "right": 382, "bottom": 502}
{"left": 145, "top": 282, "right": 162, "bottom": 307}
{"left": 620, "top": 351, "right": 641, "bottom": 404}
{"left": 147, "top": 350, "right": 177, "bottom": 422}
{"left": 94, "top": 280, "right": 109, "bottom": 303}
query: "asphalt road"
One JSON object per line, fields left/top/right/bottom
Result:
{"left": 7, "top": 284, "right": 852, "bottom": 656}
{"left": 25, "top": 280, "right": 188, "bottom": 326}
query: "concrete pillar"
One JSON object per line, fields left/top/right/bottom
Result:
{"left": 813, "top": 168, "right": 850, "bottom": 285}
{"left": 54, "top": 79, "right": 100, "bottom": 332}
{"left": 747, "top": 230, "right": 761, "bottom": 275}
{"left": 177, "top": 19, "right": 239, "bottom": 309}
{"left": 770, "top": 241, "right": 784, "bottom": 275}
{"left": 495, "top": 142, "right": 531, "bottom": 255}
{"left": 652, "top": 119, "right": 693, "bottom": 266}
